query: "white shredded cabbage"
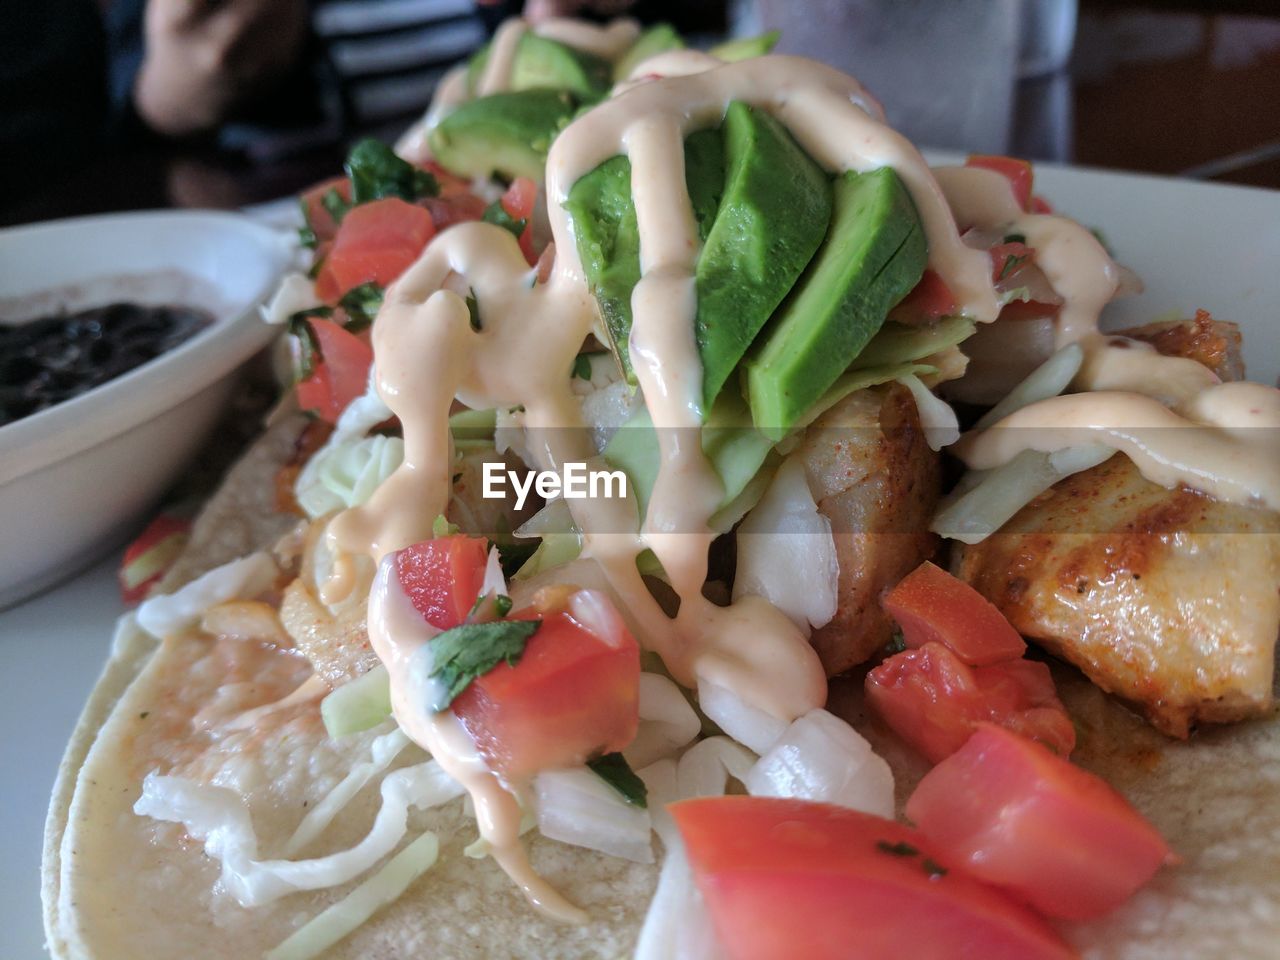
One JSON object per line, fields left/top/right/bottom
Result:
{"left": 732, "top": 455, "right": 838, "bottom": 632}
{"left": 932, "top": 445, "right": 1115, "bottom": 544}
{"left": 265, "top": 830, "right": 440, "bottom": 960}
{"left": 898, "top": 373, "right": 961, "bottom": 451}
{"left": 136, "top": 552, "right": 278, "bottom": 639}
{"left": 533, "top": 767, "right": 654, "bottom": 863}
{"left": 261, "top": 273, "right": 322, "bottom": 325}
{"left": 285, "top": 728, "right": 410, "bottom": 855}
{"left": 744, "top": 709, "right": 894, "bottom": 818}
{"left": 696, "top": 679, "right": 787, "bottom": 756}
{"left": 296, "top": 434, "right": 405, "bottom": 519}
{"left": 973, "top": 343, "right": 1085, "bottom": 431}
{"left": 134, "top": 759, "right": 463, "bottom": 907}
{"left": 624, "top": 674, "right": 702, "bottom": 769}
{"left": 676, "top": 736, "right": 757, "bottom": 800}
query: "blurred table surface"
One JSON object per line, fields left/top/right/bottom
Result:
{"left": 3, "top": 1, "right": 1278, "bottom": 229}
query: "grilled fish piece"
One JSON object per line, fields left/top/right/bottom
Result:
{"left": 797, "top": 383, "right": 941, "bottom": 675}
{"left": 1118, "top": 311, "right": 1244, "bottom": 382}
{"left": 958, "top": 453, "right": 1280, "bottom": 738}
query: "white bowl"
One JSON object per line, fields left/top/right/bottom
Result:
{"left": 0, "top": 210, "right": 293, "bottom": 608}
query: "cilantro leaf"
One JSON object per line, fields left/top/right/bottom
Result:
{"left": 1002, "top": 232, "right": 1026, "bottom": 245}
{"left": 482, "top": 198, "right": 527, "bottom": 240}
{"left": 321, "top": 187, "right": 351, "bottom": 225}
{"left": 287, "top": 313, "right": 326, "bottom": 382}
{"left": 885, "top": 629, "right": 906, "bottom": 655}
{"left": 466, "top": 292, "right": 482, "bottom": 331}
{"left": 431, "top": 514, "right": 460, "bottom": 538}
{"left": 998, "top": 252, "right": 1029, "bottom": 281}
{"left": 876, "top": 840, "right": 920, "bottom": 858}
{"left": 587, "top": 752, "right": 648, "bottom": 808}
{"left": 572, "top": 354, "right": 593, "bottom": 380}
{"left": 345, "top": 138, "right": 439, "bottom": 204}
{"left": 427, "top": 619, "right": 540, "bottom": 710}
{"left": 338, "top": 282, "right": 384, "bottom": 332}
{"left": 298, "top": 198, "right": 319, "bottom": 249}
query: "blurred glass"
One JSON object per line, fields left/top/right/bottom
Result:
{"left": 752, "top": 0, "right": 1025, "bottom": 153}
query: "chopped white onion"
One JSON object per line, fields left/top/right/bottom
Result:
{"left": 265, "top": 830, "right": 440, "bottom": 960}
{"left": 633, "top": 836, "right": 728, "bottom": 960}
{"left": 676, "top": 736, "right": 757, "bottom": 800}
{"left": 744, "top": 709, "right": 894, "bottom": 818}
{"left": 636, "top": 758, "right": 680, "bottom": 848}
{"left": 136, "top": 552, "right": 278, "bottom": 639}
{"left": 579, "top": 378, "right": 640, "bottom": 451}
{"left": 898, "top": 373, "right": 961, "bottom": 451}
{"left": 732, "top": 455, "right": 838, "bottom": 632}
{"left": 533, "top": 767, "right": 654, "bottom": 864}
{"left": 480, "top": 545, "right": 507, "bottom": 599}
{"left": 624, "top": 674, "right": 702, "bottom": 769}
{"left": 569, "top": 588, "right": 628, "bottom": 648}
{"left": 285, "top": 729, "right": 410, "bottom": 855}
{"left": 135, "top": 759, "right": 463, "bottom": 907}
{"left": 932, "top": 445, "right": 1115, "bottom": 544}
{"left": 696, "top": 679, "right": 787, "bottom": 756}
{"left": 973, "top": 342, "right": 1085, "bottom": 431}
{"left": 261, "top": 273, "right": 321, "bottom": 325}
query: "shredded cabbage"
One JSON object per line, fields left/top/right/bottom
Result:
{"left": 932, "top": 445, "right": 1116, "bottom": 543}
{"left": 134, "top": 759, "right": 463, "bottom": 907}
{"left": 265, "top": 830, "right": 440, "bottom": 960}
{"left": 296, "top": 434, "right": 405, "bottom": 519}
{"left": 696, "top": 679, "right": 787, "bottom": 756}
{"left": 286, "top": 728, "right": 409, "bottom": 854}
{"left": 624, "top": 674, "right": 703, "bottom": 769}
{"left": 533, "top": 767, "right": 654, "bottom": 863}
{"left": 732, "top": 455, "right": 838, "bottom": 632}
{"left": 973, "top": 343, "right": 1085, "bottom": 431}
{"left": 744, "top": 709, "right": 894, "bottom": 817}
{"left": 136, "top": 552, "right": 278, "bottom": 639}
{"left": 898, "top": 373, "right": 961, "bottom": 451}
{"left": 320, "top": 665, "right": 394, "bottom": 739}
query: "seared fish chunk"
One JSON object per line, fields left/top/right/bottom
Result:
{"left": 958, "top": 455, "right": 1280, "bottom": 737}
{"left": 796, "top": 383, "right": 941, "bottom": 675}
{"left": 1117, "top": 311, "right": 1244, "bottom": 382}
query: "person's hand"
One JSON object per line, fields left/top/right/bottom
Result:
{"left": 134, "top": 0, "right": 308, "bottom": 137}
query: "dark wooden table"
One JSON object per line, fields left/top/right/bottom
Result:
{"left": 2, "top": 2, "right": 1276, "bottom": 229}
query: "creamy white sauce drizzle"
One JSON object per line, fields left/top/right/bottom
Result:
{"left": 937, "top": 165, "right": 1280, "bottom": 511}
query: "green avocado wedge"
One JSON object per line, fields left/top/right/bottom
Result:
{"left": 429, "top": 89, "right": 579, "bottom": 181}
{"left": 694, "top": 101, "right": 831, "bottom": 410}
{"left": 708, "top": 30, "right": 781, "bottom": 62}
{"left": 613, "top": 23, "right": 685, "bottom": 81}
{"left": 510, "top": 33, "right": 612, "bottom": 100}
{"left": 745, "top": 167, "right": 927, "bottom": 439}
{"left": 564, "top": 128, "right": 724, "bottom": 378}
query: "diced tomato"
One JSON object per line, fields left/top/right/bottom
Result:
{"left": 394, "top": 535, "right": 489, "bottom": 630}
{"left": 888, "top": 269, "right": 956, "bottom": 325}
{"left": 866, "top": 642, "right": 1075, "bottom": 763}
{"left": 118, "top": 514, "right": 191, "bottom": 604}
{"left": 452, "top": 603, "right": 640, "bottom": 783}
{"left": 500, "top": 176, "right": 538, "bottom": 264}
{"left": 883, "top": 562, "right": 1026, "bottom": 666}
{"left": 424, "top": 193, "right": 487, "bottom": 232}
{"left": 294, "top": 318, "right": 374, "bottom": 422}
{"left": 320, "top": 198, "right": 435, "bottom": 301}
{"left": 907, "top": 725, "right": 1175, "bottom": 920}
{"left": 1029, "top": 195, "right": 1054, "bottom": 215}
{"left": 989, "top": 240, "right": 1034, "bottom": 284}
{"left": 300, "top": 176, "right": 352, "bottom": 246}
{"left": 671, "top": 796, "right": 1077, "bottom": 960}
{"left": 966, "top": 154, "right": 1034, "bottom": 211}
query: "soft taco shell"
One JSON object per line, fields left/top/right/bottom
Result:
{"left": 44, "top": 413, "right": 1280, "bottom": 959}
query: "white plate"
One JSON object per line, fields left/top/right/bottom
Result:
{"left": 2, "top": 166, "right": 1278, "bottom": 959}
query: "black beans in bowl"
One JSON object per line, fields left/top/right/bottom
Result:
{"left": 0, "top": 303, "right": 213, "bottom": 428}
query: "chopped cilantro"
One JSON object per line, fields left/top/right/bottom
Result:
{"left": 469, "top": 591, "right": 514, "bottom": 621}
{"left": 922, "top": 858, "right": 948, "bottom": 878}
{"left": 298, "top": 197, "right": 319, "bottom": 249}
{"left": 572, "top": 354, "right": 593, "bottom": 380}
{"left": 287, "top": 314, "right": 322, "bottom": 382}
{"left": 481, "top": 198, "right": 528, "bottom": 240}
{"left": 338, "top": 282, "right": 384, "bottom": 332}
{"left": 345, "top": 138, "right": 439, "bottom": 204}
{"left": 427, "top": 619, "right": 540, "bottom": 709}
{"left": 886, "top": 630, "right": 906, "bottom": 655}
{"left": 998, "top": 253, "right": 1029, "bottom": 281}
{"left": 431, "top": 514, "right": 460, "bottom": 538}
{"left": 466, "top": 292, "right": 482, "bottom": 331}
{"left": 587, "top": 752, "right": 648, "bottom": 808}
{"left": 1003, "top": 232, "right": 1026, "bottom": 245}
{"left": 321, "top": 187, "right": 351, "bottom": 225}
{"left": 876, "top": 840, "right": 920, "bottom": 858}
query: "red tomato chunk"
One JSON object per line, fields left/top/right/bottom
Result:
{"left": 319, "top": 197, "right": 435, "bottom": 300}
{"left": 672, "top": 796, "right": 1077, "bottom": 960}
{"left": 907, "top": 725, "right": 1175, "bottom": 920}
{"left": 966, "top": 154, "right": 1034, "bottom": 211}
{"left": 394, "top": 535, "right": 489, "bottom": 630}
{"left": 883, "top": 561, "right": 1026, "bottom": 666}
{"left": 866, "top": 642, "right": 1075, "bottom": 763}
{"left": 452, "top": 606, "right": 640, "bottom": 783}
{"left": 294, "top": 317, "right": 374, "bottom": 423}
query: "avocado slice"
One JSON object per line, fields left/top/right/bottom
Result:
{"left": 613, "top": 23, "right": 685, "bottom": 81}
{"left": 465, "top": 43, "right": 490, "bottom": 95}
{"left": 745, "top": 167, "right": 927, "bottom": 438}
{"left": 565, "top": 128, "right": 723, "bottom": 377}
{"left": 708, "top": 30, "right": 781, "bottom": 62}
{"left": 511, "top": 33, "right": 612, "bottom": 100}
{"left": 694, "top": 101, "right": 831, "bottom": 409}
{"left": 429, "top": 89, "right": 578, "bottom": 181}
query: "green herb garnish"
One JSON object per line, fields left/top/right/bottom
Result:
{"left": 587, "top": 752, "right": 648, "bottom": 808}
{"left": 338, "top": 281, "right": 384, "bottom": 332}
{"left": 345, "top": 138, "right": 439, "bottom": 204}
{"left": 922, "top": 858, "right": 949, "bottom": 878}
{"left": 886, "top": 630, "right": 907, "bottom": 655}
{"left": 298, "top": 197, "right": 319, "bottom": 249}
{"left": 1003, "top": 232, "right": 1026, "bottom": 245}
{"left": 427, "top": 619, "right": 540, "bottom": 710}
{"left": 572, "top": 354, "right": 593, "bottom": 381}
{"left": 482, "top": 198, "right": 528, "bottom": 240}
{"left": 876, "top": 840, "right": 920, "bottom": 858}
{"left": 431, "top": 514, "right": 460, "bottom": 538}
{"left": 998, "top": 253, "right": 1028, "bottom": 281}
{"left": 321, "top": 187, "right": 351, "bottom": 225}
{"left": 287, "top": 315, "right": 322, "bottom": 382}
{"left": 466, "top": 293, "right": 482, "bottom": 331}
